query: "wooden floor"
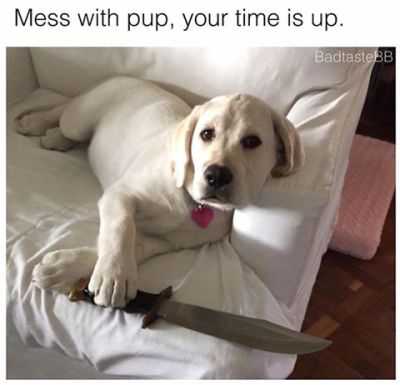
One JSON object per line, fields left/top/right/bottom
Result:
{"left": 290, "top": 60, "right": 395, "bottom": 379}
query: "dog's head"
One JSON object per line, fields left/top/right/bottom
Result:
{"left": 171, "top": 94, "right": 304, "bottom": 210}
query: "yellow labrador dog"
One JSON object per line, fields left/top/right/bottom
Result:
{"left": 18, "top": 77, "right": 304, "bottom": 308}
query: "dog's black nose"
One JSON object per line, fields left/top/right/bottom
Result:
{"left": 204, "top": 165, "right": 233, "bottom": 189}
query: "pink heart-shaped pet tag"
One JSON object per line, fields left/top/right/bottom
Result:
{"left": 191, "top": 206, "right": 214, "bottom": 228}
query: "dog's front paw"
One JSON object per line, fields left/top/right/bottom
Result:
{"left": 88, "top": 256, "right": 138, "bottom": 308}
{"left": 40, "top": 127, "right": 75, "bottom": 151}
{"left": 32, "top": 248, "right": 97, "bottom": 294}
{"left": 16, "top": 111, "right": 51, "bottom": 136}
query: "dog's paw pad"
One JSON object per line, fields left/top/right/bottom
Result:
{"left": 40, "top": 127, "right": 75, "bottom": 151}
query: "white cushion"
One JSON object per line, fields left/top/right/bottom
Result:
{"left": 6, "top": 48, "right": 38, "bottom": 106}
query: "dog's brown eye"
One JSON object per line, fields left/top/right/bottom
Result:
{"left": 200, "top": 128, "right": 215, "bottom": 142}
{"left": 241, "top": 135, "right": 262, "bottom": 149}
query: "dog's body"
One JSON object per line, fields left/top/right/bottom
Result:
{"left": 17, "top": 77, "right": 304, "bottom": 308}
{"left": 62, "top": 77, "right": 232, "bottom": 250}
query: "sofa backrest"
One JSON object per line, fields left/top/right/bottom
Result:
{"left": 30, "top": 47, "right": 366, "bottom": 112}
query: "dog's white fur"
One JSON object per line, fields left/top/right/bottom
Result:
{"left": 17, "top": 77, "right": 304, "bottom": 308}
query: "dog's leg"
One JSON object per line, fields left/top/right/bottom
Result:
{"left": 16, "top": 103, "right": 68, "bottom": 137}
{"left": 32, "top": 247, "right": 98, "bottom": 294}
{"left": 136, "top": 233, "right": 173, "bottom": 263}
{"left": 88, "top": 188, "right": 138, "bottom": 308}
{"left": 58, "top": 99, "right": 97, "bottom": 143}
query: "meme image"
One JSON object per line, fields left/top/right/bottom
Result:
{"left": 4, "top": 2, "right": 396, "bottom": 381}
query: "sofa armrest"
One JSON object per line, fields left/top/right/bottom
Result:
{"left": 7, "top": 48, "right": 38, "bottom": 107}
{"left": 231, "top": 56, "right": 375, "bottom": 326}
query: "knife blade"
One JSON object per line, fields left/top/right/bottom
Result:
{"left": 156, "top": 299, "right": 330, "bottom": 354}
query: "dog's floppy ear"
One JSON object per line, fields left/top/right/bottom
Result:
{"left": 271, "top": 110, "right": 305, "bottom": 177}
{"left": 171, "top": 106, "right": 200, "bottom": 188}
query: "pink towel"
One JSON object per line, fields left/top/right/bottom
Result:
{"left": 329, "top": 134, "right": 395, "bottom": 259}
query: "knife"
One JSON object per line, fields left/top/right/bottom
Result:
{"left": 69, "top": 283, "right": 331, "bottom": 355}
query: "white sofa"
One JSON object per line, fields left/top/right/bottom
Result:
{"left": 6, "top": 47, "right": 375, "bottom": 379}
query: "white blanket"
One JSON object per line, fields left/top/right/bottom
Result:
{"left": 7, "top": 89, "right": 297, "bottom": 378}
